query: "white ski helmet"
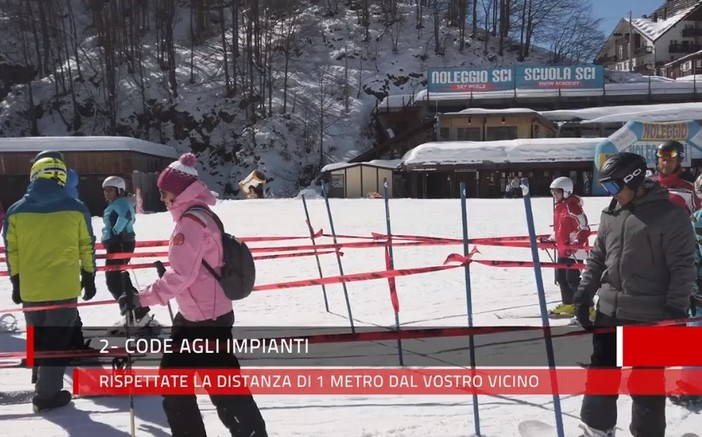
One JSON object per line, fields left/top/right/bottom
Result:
{"left": 695, "top": 173, "right": 702, "bottom": 194}
{"left": 549, "top": 176, "right": 574, "bottom": 198}
{"left": 102, "top": 175, "right": 126, "bottom": 193}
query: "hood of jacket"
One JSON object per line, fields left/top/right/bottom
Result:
{"left": 24, "top": 179, "right": 71, "bottom": 207}
{"left": 168, "top": 179, "right": 217, "bottom": 221}
{"left": 604, "top": 180, "right": 669, "bottom": 215}
{"left": 66, "top": 168, "right": 79, "bottom": 188}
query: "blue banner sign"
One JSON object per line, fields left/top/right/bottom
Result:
{"left": 427, "top": 67, "right": 514, "bottom": 93}
{"left": 515, "top": 65, "right": 604, "bottom": 90}
{"left": 426, "top": 64, "right": 604, "bottom": 93}
{"left": 592, "top": 120, "right": 702, "bottom": 195}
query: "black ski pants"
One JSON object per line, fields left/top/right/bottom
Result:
{"left": 105, "top": 241, "right": 150, "bottom": 320}
{"left": 160, "top": 311, "right": 268, "bottom": 437}
{"left": 556, "top": 257, "right": 580, "bottom": 305}
{"left": 580, "top": 312, "right": 666, "bottom": 437}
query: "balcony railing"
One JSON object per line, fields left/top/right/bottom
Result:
{"left": 682, "top": 28, "right": 702, "bottom": 37}
{"left": 634, "top": 46, "right": 653, "bottom": 56}
{"left": 669, "top": 43, "right": 702, "bottom": 53}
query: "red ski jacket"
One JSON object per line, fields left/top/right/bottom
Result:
{"left": 656, "top": 169, "right": 701, "bottom": 213}
{"left": 552, "top": 195, "right": 591, "bottom": 258}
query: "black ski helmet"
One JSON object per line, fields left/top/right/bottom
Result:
{"left": 656, "top": 140, "right": 684, "bottom": 161}
{"left": 599, "top": 152, "right": 647, "bottom": 193}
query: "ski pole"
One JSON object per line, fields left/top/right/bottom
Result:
{"left": 154, "top": 261, "right": 175, "bottom": 323}
{"left": 382, "top": 179, "right": 403, "bottom": 366}
{"left": 520, "top": 178, "right": 565, "bottom": 437}
{"left": 459, "top": 182, "right": 481, "bottom": 436}
{"left": 322, "top": 181, "right": 355, "bottom": 333}
{"left": 120, "top": 272, "right": 137, "bottom": 437}
{"left": 301, "top": 195, "right": 330, "bottom": 312}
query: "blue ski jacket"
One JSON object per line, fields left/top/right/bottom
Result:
{"left": 101, "top": 195, "right": 136, "bottom": 245}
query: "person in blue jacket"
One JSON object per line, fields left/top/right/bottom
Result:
{"left": 65, "top": 168, "right": 79, "bottom": 199}
{"left": 101, "top": 176, "right": 151, "bottom": 329}
{"left": 29, "top": 151, "right": 91, "bottom": 357}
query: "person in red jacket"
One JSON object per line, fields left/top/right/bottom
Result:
{"left": 655, "top": 140, "right": 702, "bottom": 213}
{"left": 542, "top": 176, "right": 592, "bottom": 318}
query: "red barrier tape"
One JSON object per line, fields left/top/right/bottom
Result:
{"left": 252, "top": 250, "right": 478, "bottom": 292}
{"left": 0, "top": 230, "right": 324, "bottom": 255}
{"left": 0, "top": 249, "right": 344, "bottom": 276}
{"left": 0, "top": 250, "right": 478, "bottom": 314}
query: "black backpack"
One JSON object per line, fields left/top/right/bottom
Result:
{"left": 184, "top": 206, "right": 256, "bottom": 300}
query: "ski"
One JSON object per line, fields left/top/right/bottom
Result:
{"left": 0, "top": 390, "right": 121, "bottom": 407}
{"left": 0, "top": 349, "right": 148, "bottom": 369}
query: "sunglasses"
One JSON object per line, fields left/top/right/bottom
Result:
{"left": 600, "top": 179, "right": 624, "bottom": 196}
{"left": 657, "top": 149, "right": 678, "bottom": 159}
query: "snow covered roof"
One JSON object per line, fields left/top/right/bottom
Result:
{"left": 664, "top": 48, "right": 702, "bottom": 66}
{"left": 321, "top": 159, "right": 402, "bottom": 172}
{"left": 377, "top": 94, "right": 416, "bottom": 109}
{"left": 627, "top": 1, "right": 702, "bottom": 42}
{"left": 443, "top": 108, "right": 539, "bottom": 116}
{"left": 0, "top": 136, "right": 180, "bottom": 159}
{"left": 402, "top": 138, "right": 606, "bottom": 167}
{"left": 539, "top": 102, "right": 702, "bottom": 124}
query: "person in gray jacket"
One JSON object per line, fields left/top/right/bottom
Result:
{"left": 573, "top": 152, "right": 695, "bottom": 437}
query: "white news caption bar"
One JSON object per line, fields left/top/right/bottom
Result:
{"left": 616, "top": 326, "right": 624, "bottom": 368}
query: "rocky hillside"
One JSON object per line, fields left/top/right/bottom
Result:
{"left": 0, "top": 0, "right": 553, "bottom": 197}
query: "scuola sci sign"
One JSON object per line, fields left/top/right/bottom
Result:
{"left": 427, "top": 64, "right": 604, "bottom": 93}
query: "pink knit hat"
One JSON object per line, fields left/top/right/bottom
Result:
{"left": 157, "top": 153, "right": 199, "bottom": 196}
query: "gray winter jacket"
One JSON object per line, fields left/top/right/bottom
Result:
{"left": 575, "top": 181, "right": 696, "bottom": 322}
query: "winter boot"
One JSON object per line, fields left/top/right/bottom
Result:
{"left": 578, "top": 423, "right": 615, "bottom": 437}
{"left": 32, "top": 390, "right": 72, "bottom": 413}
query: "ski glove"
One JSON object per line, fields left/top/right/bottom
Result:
{"left": 81, "top": 269, "right": 97, "bottom": 301}
{"left": 664, "top": 306, "right": 688, "bottom": 321}
{"left": 10, "top": 275, "right": 20, "bottom": 305}
{"left": 118, "top": 272, "right": 141, "bottom": 316}
{"left": 575, "top": 302, "right": 593, "bottom": 330}
{"left": 154, "top": 261, "right": 166, "bottom": 279}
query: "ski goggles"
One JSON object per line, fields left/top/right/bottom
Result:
{"left": 657, "top": 148, "right": 679, "bottom": 159}
{"left": 600, "top": 179, "right": 624, "bottom": 196}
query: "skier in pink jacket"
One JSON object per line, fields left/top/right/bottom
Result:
{"left": 122, "top": 153, "right": 268, "bottom": 437}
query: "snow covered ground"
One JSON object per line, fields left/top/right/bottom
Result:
{"left": 1, "top": 196, "right": 700, "bottom": 436}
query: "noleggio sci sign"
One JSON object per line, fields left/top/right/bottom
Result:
{"left": 427, "top": 64, "right": 604, "bottom": 93}
{"left": 592, "top": 120, "right": 702, "bottom": 196}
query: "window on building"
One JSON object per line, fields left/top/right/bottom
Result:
{"left": 485, "top": 126, "right": 518, "bottom": 141}
{"left": 439, "top": 127, "right": 450, "bottom": 140}
{"left": 454, "top": 127, "right": 482, "bottom": 141}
